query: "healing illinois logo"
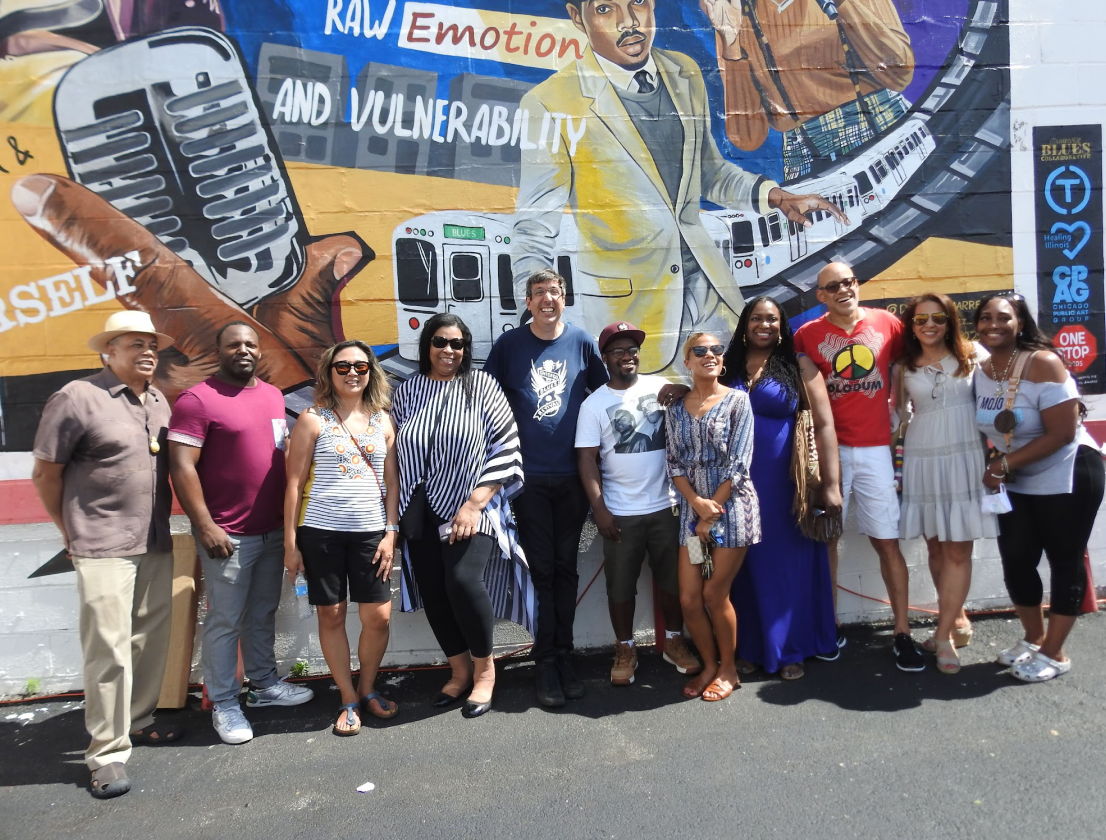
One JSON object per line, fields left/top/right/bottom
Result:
{"left": 530, "top": 359, "right": 567, "bottom": 420}
{"left": 819, "top": 327, "right": 887, "bottom": 398}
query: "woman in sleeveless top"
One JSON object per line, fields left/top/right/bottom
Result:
{"left": 893, "top": 293, "right": 996, "bottom": 675}
{"left": 285, "top": 341, "right": 400, "bottom": 735}
{"left": 974, "top": 293, "right": 1104, "bottom": 683}
{"left": 665, "top": 332, "right": 760, "bottom": 702}
{"left": 722, "top": 296, "right": 841, "bottom": 681}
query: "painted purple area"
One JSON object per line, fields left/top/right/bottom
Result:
{"left": 896, "top": 0, "right": 975, "bottom": 106}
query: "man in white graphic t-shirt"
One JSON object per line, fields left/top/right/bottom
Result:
{"left": 576, "top": 322, "right": 702, "bottom": 686}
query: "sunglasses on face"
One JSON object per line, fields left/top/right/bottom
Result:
{"left": 690, "top": 345, "right": 726, "bottom": 357}
{"left": 912, "top": 312, "right": 949, "bottom": 326}
{"left": 331, "top": 360, "right": 370, "bottom": 375}
{"left": 606, "top": 346, "right": 640, "bottom": 360}
{"left": 818, "top": 277, "right": 858, "bottom": 295}
{"left": 430, "top": 336, "right": 466, "bottom": 350}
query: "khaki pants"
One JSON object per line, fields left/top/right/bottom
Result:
{"left": 72, "top": 551, "right": 173, "bottom": 770}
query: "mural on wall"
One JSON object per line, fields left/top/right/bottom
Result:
{"left": 0, "top": 0, "right": 1021, "bottom": 450}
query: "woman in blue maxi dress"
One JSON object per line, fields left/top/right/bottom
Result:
{"left": 723, "top": 297, "right": 841, "bottom": 679}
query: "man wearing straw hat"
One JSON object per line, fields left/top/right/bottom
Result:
{"left": 32, "top": 311, "right": 179, "bottom": 800}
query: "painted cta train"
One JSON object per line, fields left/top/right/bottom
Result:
{"left": 391, "top": 114, "right": 935, "bottom": 366}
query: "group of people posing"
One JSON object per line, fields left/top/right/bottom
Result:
{"left": 31, "top": 264, "right": 1102, "bottom": 800}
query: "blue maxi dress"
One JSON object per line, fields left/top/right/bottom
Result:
{"left": 731, "top": 376, "right": 838, "bottom": 672}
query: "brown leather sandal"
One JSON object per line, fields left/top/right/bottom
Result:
{"left": 90, "top": 763, "right": 131, "bottom": 799}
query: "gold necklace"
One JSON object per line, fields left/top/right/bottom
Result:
{"left": 987, "top": 349, "right": 1019, "bottom": 397}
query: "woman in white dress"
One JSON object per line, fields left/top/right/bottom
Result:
{"left": 894, "top": 293, "right": 997, "bottom": 674}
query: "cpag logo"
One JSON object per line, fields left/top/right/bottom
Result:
{"left": 1054, "top": 325, "right": 1097, "bottom": 374}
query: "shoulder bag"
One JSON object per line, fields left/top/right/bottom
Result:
{"left": 399, "top": 380, "right": 455, "bottom": 539}
{"left": 791, "top": 369, "right": 844, "bottom": 543}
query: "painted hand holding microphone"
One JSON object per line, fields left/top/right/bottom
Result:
{"left": 10, "top": 29, "right": 372, "bottom": 401}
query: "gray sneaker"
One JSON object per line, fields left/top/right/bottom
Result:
{"left": 246, "top": 678, "right": 314, "bottom": 707}
{"left": 212, "top": 705, "right": 253, "bottom": 745}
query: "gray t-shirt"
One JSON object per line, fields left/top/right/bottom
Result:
{"left": 974, "top": 363, "right": 1098, "bottom": 495}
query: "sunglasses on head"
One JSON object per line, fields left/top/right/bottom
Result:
{"left": 431, "top": 336, "right": 466, "bottom": 350}
{"left": 912, "top": 312, "right": 949, "bottom": 326}
{"left": 690, "top": 345, "right": 726, "bottom": 357}
{"left": 818, "top": 276, "right": 858, "bottom": 295}
{"left": 331, "top": 360, "right": 370, "bottom": 375}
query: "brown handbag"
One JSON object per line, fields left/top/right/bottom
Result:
{"left": 791, "top": 373, "right": 843, "bottom": 543}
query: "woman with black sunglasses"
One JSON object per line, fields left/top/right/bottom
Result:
{"left": 391, "top": 314, "right": 532, "bottom": 718}
{"left": 665, "top": 332, "right": 760, "bottom": 701}
{"left": 973, "top": 293, "right": 1103, "bottom": 682}
{"left": 284, "top": 340, "right": 400, "bottom": 735}
{"left": 893, "top": 294, "right": 995, "bottom": 675}
{"left": 721, "top": 296, "right": 841, "bottom": 682}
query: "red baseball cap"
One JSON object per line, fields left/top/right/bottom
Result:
{"left": 598, "top": 321, "right": 646, "bottom": 353}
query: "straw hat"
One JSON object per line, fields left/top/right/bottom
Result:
{"left": 88, "top": 311, "right": 174, "bottom": 354}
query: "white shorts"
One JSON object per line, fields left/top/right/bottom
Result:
{"left": 840, "top": 445, "right": 900, "bottom": 540}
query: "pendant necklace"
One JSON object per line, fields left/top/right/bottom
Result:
{"left": 988, "top": 349, "right": 1019, "bottom": 397}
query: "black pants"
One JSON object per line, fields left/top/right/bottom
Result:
{"left": 512, "top": 474, "right": 589, "bottom": 660}
{"left": 407, "top": 513, "right": 497, "bottom": 658}
{"left": 997, "top": 445, "right": 1105, "bottom": 616}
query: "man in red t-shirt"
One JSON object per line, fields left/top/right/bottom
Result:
{"left": 169, "top": 322, "right": 314, "bottom": 744}
{"left": 795, "top": 262, "right": 924, "bottom": 672}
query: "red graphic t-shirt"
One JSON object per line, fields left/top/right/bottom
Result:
{"left": 794, "top": 308, "right": 903, "bottom": 447}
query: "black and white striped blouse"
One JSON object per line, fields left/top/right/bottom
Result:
{"left": 392, "top": 371, "right": 523, "bottom": 536}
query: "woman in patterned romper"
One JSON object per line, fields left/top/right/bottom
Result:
{"left": 666, "top": 333, "right": 760, "bottom": 702}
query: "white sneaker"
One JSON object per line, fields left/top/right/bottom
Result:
{"left": 213, "top": 705, "right": 253, "bottom": 744}
{"left": 246, "top": 678, "right": 314, "bottom": 707}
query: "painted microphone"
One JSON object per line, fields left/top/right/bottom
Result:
{"left": 52, "top": 27, "right": 308, "bottom": 309}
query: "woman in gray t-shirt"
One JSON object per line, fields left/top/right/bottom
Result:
{"left": 973, "top": 293, "right": 1103, "bottom": 683}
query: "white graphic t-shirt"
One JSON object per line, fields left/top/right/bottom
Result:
{"left": 575, "top": 375, "right": 677, "bottom": 516}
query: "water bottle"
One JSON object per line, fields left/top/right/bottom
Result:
{"left": 293, "top": 572, "right": 312, "bottom": 619}
{"left": 709, "top": 520, "right": 725, "bottom": 546}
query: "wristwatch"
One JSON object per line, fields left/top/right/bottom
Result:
{"left": 385, "top": 524, "right": 399, "bottom": 533}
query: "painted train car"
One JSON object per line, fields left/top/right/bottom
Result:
{"left": 702, "top": 116, "right": 935, "bottom": 286}
{"left": 392, "top": 115, "right": 935, "bottom": 364}
{"left": 392, "top": 214, "right": 583, "bottom": 364}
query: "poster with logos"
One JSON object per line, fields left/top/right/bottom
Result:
{"left": 1033, "top": 124, "right": 1104, "bottom": 393}
{"left": 0, "top": 0, "right": 1014, "bottom": 450}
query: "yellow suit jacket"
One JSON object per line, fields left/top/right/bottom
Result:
{"left": 511, "top": 47, "right": 777, "bottom": 371}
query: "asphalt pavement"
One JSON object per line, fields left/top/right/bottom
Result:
{"left": 2, "top": 611, "right": 1105, "bottom": 840}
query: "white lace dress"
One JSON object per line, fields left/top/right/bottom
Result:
{"left": 899, "top": 349, "right": 999, "bottom": 542}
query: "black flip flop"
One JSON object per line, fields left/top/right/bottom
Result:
{"left": 90, "top": 763, "right": 131, "bottom": 799}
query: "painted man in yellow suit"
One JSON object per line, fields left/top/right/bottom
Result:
{"left": 511, "top": 0, "right": 846, "bottom": 373}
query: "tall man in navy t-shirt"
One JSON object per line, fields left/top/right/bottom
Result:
{"left": 483, "top": 268, "right": 609, "bottom": 707}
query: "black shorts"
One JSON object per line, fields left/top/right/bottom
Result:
{"left": 297, "top": 526, "right": 392, "bottom": 605}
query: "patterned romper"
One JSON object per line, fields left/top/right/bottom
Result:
{"left": 665, "top": 389, "right": 761, "bottom": 549}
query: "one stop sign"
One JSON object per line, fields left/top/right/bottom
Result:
{"left": 1053, "top": 325, "right": 1098, "bottom": 373}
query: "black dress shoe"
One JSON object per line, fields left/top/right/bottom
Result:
{"left": 461, "top": 697, "right": 493, "bottom": 718}
{"left": 534, "top": 659, "right": 565, "bottom": 707}
{"left": 431, "top": 680, "right": 472, "bottom": 708}
{"left": 556, "top": 653, "right": 585, "bottom": 700}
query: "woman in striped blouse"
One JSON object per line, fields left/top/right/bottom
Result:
{"left": 285, "top": 341, "right": 400, "bottom": 736}
{"left": 393, "top": 314, "right": 531, "bottom": 719}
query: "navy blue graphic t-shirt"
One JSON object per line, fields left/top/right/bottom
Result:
{"left": 482, "top": 323, "right": 608, "bottom": 477}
